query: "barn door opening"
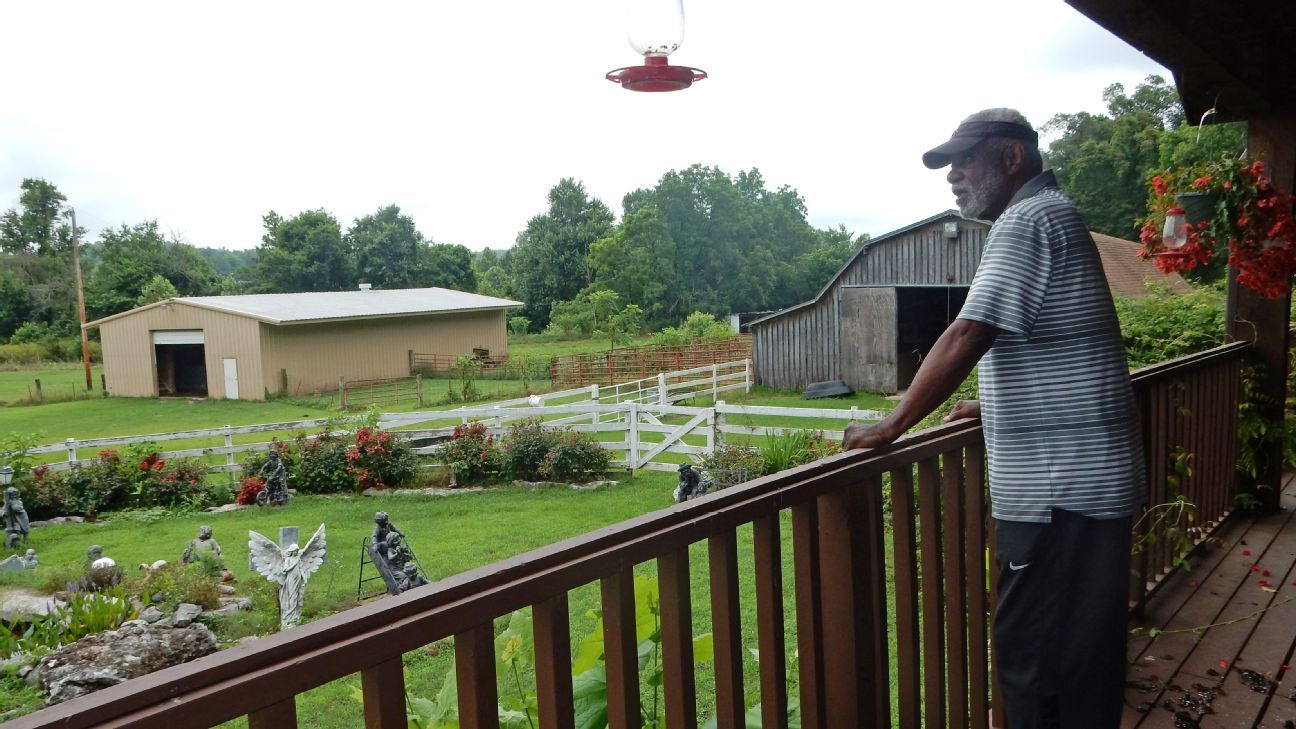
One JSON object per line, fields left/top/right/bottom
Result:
{"left": 895, "top": 287, "right": 968, "bottom": 388}
{"left": 153, "top": 331, "right": 208, "bottom": 397}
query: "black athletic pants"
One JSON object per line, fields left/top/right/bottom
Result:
{"left": 993, "top": 508, "right": 1132, "bottom": 729}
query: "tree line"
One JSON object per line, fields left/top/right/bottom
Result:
{"left": 0, "top": 74, "right": 1243, "bottom": 349}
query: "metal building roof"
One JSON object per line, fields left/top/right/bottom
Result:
{"left": 87, "top": 287, "right": 523, "bottom": 327}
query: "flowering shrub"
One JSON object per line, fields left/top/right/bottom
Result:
{"left": 501, "top": 419, "right": 554, "bottom": 481}
{"left": 537, "top": 431, "right": 613, "bottom": 482}
{"left": 346, "top": 426, "right": 417, "bottom": 490}
{"left": 137, "top": 456, "right": 210, "bottom": 507}
{"left": 236, "top": 476, "right": 265, "bottom": 505}
{"left": 1140, "top": 159, "right": 1296, "bottom": 297}
{"left": 18, "top": 465, "right": 71, "bottom": 519}
{"left": 291, "top": 431, "right": 353, "bottom": 494}
{"left": 437, "top": 421, "right": 504, "bottom": 484}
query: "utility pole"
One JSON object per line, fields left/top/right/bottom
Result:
{"left": 71, "top": 209, "right": 92, "bottom": 391}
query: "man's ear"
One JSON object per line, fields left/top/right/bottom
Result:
{"left": 1002, "top": 141, "right": 1026, "bottom": 175}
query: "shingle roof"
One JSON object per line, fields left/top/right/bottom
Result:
{"left": 1091, "top": 232, "right": 1193, "bottom": 299}
{"left": 87, "top": 287, "right": 523, "bottom": 327}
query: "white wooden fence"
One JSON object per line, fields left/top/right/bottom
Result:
{"left": 18, "top": 358, "right": 885, "bottom": 476}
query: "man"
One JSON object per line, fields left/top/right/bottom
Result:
{"left": 843, "top": 108, "right": 1144, "bottom": 728}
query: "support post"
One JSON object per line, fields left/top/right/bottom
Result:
{"left": 65, "top": 438, "right": 77, "bottom": 466}
{"left": 415, "top": 374, "right": 423, "bottom": 406}
{"left": 714, "top": 400, "right": 726, "bottom": 449}
{"left": 224, "top": 425, "right": 235, "bottom": 483}
{"left": 658, "top": 372, "right": 668, "bottom": 405}
{"left": 711, "top": 363, "right": 718, "bottom": 402}
{"left": 339, "top": 376, "right": 347, "bottom": 409}
{"left": 34, "top": 379, "right": 43, "bottom": 403}
{"left": 1229, "top": 110, "right": 1296, "bottom": 511}
{"left": 744, "top": 358, "right": 752, "bottom": 393}
{"left": 628, "top": 401, "right": 639, "bottom": 474}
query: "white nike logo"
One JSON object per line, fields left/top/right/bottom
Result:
{"left": 1009, "top": 561, "right": 1031, "bottom": 571}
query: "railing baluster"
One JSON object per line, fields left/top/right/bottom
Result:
{"left": 816, "top": 473, "right": 888, "bottom": 727}
{"left": 708, "top": 531, "right": 744, "bottom": 728}
{"left": 602, "top": 569, "right": 641, "bottom": 729}
{"left": 890, "top": 466, "right": 921, "bottom": 729}
{"left": 917, "top": 457, "right": 946, "bottom": 726}
{"left": 963, "top": 444, "right": 990, "bottom": 729}
{"left": 942, "top": 449, "right": 969, "bottom": 729}
{"left": 659, "top": 549, "right": 698, "bottom": 729}
{"left": 247, "top": 698, "right": 297, "bottom": 729}
{"left": 791, "top": 502, "right": 825, "bottom": 729}
{"left": 455, "top": 623, "right": 500, "bottom": 729}
{"left": 534, "top": 594, "right": 575, "bottom": 729}
{"left": 753, "top": 514, "right": 789, "bottom": 729}
{"left": 361, "top": 656, "right": 406, "bottom": 729}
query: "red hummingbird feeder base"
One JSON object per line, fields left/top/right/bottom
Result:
{"left": 606, "top": 55, "right": 706, "bottom": 92}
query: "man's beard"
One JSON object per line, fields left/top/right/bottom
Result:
{"left": 958, "top": 164, "right": 1008, "bottom": 220}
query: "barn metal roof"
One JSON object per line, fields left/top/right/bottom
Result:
{"left": 86, "top": 287, "right": 523, "bottom": 327}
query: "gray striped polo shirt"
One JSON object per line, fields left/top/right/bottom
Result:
{"left": 958, "top": 171, "right": 1145, "bottom": 523}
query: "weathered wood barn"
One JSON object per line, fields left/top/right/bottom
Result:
{"left": 752, "top": 211, "right": 1188, "bottom": 393}
{"left": 86, "top": 287, "right": 522, "bottom": 401}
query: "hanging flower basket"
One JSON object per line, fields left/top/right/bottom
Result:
{"left": 1175, "top": 190, "right": 1221, "bottom": 225}
{"left": 1140, "top": 159, "right": 1296, "bottom": 298}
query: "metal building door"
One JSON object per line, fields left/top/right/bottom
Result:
{"left": 223, "top": 358, "right": 240, "bottom": 400}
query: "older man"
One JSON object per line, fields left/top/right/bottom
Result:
{"left": 844, "top": 108, "right": 1144, "bottom": 728}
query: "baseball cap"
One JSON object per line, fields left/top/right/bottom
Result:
{"left": 922, "top": 119, "right": 1039, "bottom": 169}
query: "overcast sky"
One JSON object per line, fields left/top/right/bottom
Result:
{"left": 0, "top": 0, "right": 1169, "bottom": 253}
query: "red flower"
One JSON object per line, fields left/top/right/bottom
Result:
{"left": 1243, "top": 550, "right": 1252, "bottom": 556}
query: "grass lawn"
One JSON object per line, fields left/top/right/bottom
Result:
{"left": 0, "top": 364, "right": 105, "bottom": 407}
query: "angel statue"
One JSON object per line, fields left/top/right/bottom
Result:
{"left": 248, "top": 524, "right": 326, "bottom": 629}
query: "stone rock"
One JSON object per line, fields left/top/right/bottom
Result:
{"left": 27, "top": 516, "right": 87, "bottom": 529}
{"left": 216, "top": 584, "right": 236, "bottom": 594}
{"left": 203, "top": 503, "right": 247, "bottom": 514}
{"left": 168, "top": 603, "right": 203, "bottom": 628}
{"left": 0, "top": 588, "right": 63, "bottom": 621}
{"left": 138, "top": 606, "right": 165, "bottom": 624}
{"left": 201, "top": 597, "right": 252, "bottom": 619}
{"left": 34, "top": 622, "right": 218, "bottom": 704}
{"left": 362, "top": 486, "right": 484, "bottom": 497}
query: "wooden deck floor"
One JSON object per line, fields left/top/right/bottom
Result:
{"left": 1123, "top": 473, "right": 1296, "bottom": 729}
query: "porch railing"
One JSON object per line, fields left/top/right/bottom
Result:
{"left": 6, "top": 342, "right": 1247, "bottom": 729}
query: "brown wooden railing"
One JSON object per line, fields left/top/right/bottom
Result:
{"left": 6, "top": 342, "right": 1248, "bottom": 729}
{"left": 1127, "top": 340, "right": 1247, "bottom": 608}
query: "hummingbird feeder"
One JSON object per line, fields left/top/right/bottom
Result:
{"left": 606, "top": 0, "right": 706, "bottom": 92}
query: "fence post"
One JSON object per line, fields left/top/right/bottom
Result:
{"left": 745, "top": 359, "right": 752, "bottom": 393}
{"left": 408, "top": 349, "right": 415, "bottom": 375}
{"left": 415, "top": 374, "right": 423, "bottom": 406}
{"left": 591, "top": 384, "right": 600, "bottom": 426}
{"left": 849, "top": 406, "right": 858, "bottom": 421}
{"left": 711, "top": 363, "right": 719, "bottom": 402}
{"left": 706, "top": 407, "right": 715, "bottom": 452}
{"left": 34, "top": 379, "right": 43, "bottom": 403}
{"left": 339, "top": 376, "right": 347, "bottom": 408}
{"left": 657, "top": 373, "right": 668, "bottom": 405}
{"left": 628, "top": 402, "right": 639, "bottom": 474}
{"left": 224, "top": 425, "right": 235, "bottom": 483}
{"left": 714, "top": 400, "right": 725, "bottom": 448}
{"left": 100, "top": 373, "right": 107, "bottom": 396}
{"left": 65, "top": 438, "right": 77, "bottom": 466}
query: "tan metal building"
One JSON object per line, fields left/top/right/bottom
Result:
{"left": 86, "top": 287, "right": 523, "bottom": 401}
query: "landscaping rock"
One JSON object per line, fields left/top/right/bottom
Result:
{"left": 512, "top": 480, "right": 619, "bottom": 491}
{"left": 166, "top": 603, "right": 203, "bottom": 628}
{"left": 27, "top": 516, "right": 87, "bottom": 528}
{"left": 204, "top": 503, "right": 248, "bottom": 514}
{"left": 201, "top": 597, "right": 253, "bottom": 619}
{"left": 33, "top": 622, "right": 218, "bottom": 705}
{"left": 0, "top": 588, "right": 63, "bottom": 621}
{"left": 216, "top": 584, "right": 236, "bottom": 594}
{"left": 362, "top": 486, "right": 484, "bottom": 497}
{"left": 138, "top": 606, "right": 165, "bottom": 624}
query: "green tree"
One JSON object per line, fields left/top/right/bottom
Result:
{"left": 588, "top": 207, "right": 677, "bottom": 328}
{"left": 597, "top": 303, "right": 644, "bottom": 349}
{"left": 420, "top": 243, "right": 477, "bottom": 291}
{"left": 85, "top": 221, "right": 221, "bottom": 318}
{"left": 512, "top": 179, "right": 614, "bottom": 328}
{"left": 0, "top": 178, "right": 79, "bottom": 256}
{"left": 253, "top": 209, "right": 353, "bottom": 293}
{"left": 136, "top": 274, "right": 180, "bottom": 306}
{"left": 346, "top": 205, "right": 426, "bottom": 289}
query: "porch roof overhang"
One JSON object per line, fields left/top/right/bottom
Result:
{"left": 1065, "top": 1, "right": 1296, "bottom": 124}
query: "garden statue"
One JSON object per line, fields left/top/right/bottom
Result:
{"left": 365, "top": 512, "right": 427, "bottom": 595}
{"left": 255, "top": 449, "right": 290, "bottom": 506}
{"left": 673, "top": 463, "right": 713, "bottom": 503}
{"left": 396, "top": 562, "right": 429, "bottom": 592}
{"left": 0, "top": 548, "right": 35, "bottom": 570}
{"left": 181, "top": 526, "right": 223, "bottom": 564}
{"left": 249, "top": 523, "right": 326, "bottom": 629}
{"left": 86, "top": 544, "right": 116, "bottom": 569}
{"left": 20, "top": 549, "right": 36, "bottom": 569}
{"left": 3, "top": 487, "right": 29, "bottom": 549}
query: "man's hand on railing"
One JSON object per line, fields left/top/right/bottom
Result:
{"left": 943, "top": 399, "right": 982, "bottom": 423}
{"left": 842, "top": 421, "right": 900, "bottom": 451}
